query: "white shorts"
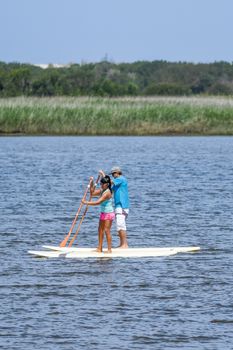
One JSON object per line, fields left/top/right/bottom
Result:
{"left": 115, "top": 207, "right": 129, "bottom": 232}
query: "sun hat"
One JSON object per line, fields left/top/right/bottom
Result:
{"left": 110, "top": 166, "right": 122, "bottom": 174}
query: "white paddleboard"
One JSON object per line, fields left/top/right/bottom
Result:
{"left": 28, "top": 246, "right": 200, "bottom": 259}
{"left": 42, "top": 245, "right": 201, "bottom": 254}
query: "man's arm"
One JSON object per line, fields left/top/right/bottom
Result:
{"left": 99, "top": 169, "right": 105, "bottom": 177}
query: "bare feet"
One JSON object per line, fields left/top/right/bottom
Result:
{"left": 95, "top": 247, "right": 102, "bottom": 253}
{"left": 118, "top": 244, "right": 128, "bottom": 249}
{"left": 104, "top": 249, "right": 112, "bottom": 254}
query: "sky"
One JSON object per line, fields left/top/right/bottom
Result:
{"left": 1, "top": 0, "right": 233, "bottom": 65}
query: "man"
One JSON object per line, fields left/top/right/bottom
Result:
{"left": 99, "top": 166, "right": 129, "bottom": 248}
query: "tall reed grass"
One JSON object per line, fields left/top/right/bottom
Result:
{"left": 0, "top": 96, "right": 233, "bottom": 135}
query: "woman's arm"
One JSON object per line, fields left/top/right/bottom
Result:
{"left": 89, "top": 176, "right": 101, "bottom": 197}
{"left": 90, "top": 188, "right": 101, "bottom": 197}
{"left": 82, "top": 190, "right": 111, "bottom": 206}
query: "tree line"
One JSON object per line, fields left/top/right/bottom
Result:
{"left": 1, "top": 60, "right": 233, "bottom": 97}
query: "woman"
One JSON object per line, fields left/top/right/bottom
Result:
{"left": 82, "top": 175, "right": 115, "bottom": 253}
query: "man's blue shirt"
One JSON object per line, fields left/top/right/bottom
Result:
{"left": 112, "top": 175, "right": 129, "bottom": 209}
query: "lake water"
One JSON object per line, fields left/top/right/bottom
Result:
{"left": 1, "top": 136, "right": 233, "bottom": 350}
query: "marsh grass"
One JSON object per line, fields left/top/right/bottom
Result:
{"left": 0, "top": 96, "right": 233, "bottom": 135}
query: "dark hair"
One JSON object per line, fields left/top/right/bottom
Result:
{"left": 100, "top": 175, "right": 112, "bottom": 193}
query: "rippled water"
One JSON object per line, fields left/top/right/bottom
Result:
{"left": 1, "top": 136, "right": 233, "bottom": 350}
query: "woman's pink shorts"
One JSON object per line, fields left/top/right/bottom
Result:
{"left": 100, "top": 212, "right": 115, "bottom": 221}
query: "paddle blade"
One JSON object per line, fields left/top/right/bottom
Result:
{"left": 68, "top": 239, "right": 74, "bottom": 248}
{"left": 60, "top": 237, "right": 69, "bottom": 247}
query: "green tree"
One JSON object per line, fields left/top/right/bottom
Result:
{"left": 5, "top": 67, "right": 31, "bottom": 95}
{"left": 144, "top": 82, "right": 191, "bottom": 96}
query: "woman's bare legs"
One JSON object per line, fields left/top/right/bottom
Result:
{"left": 104, "top": 220, "right": 112, "bottom": 253}
{"left": 96, "top": 220, "right": 105, "bottom": 252}
{"left": 96, "top": 220, "right": 113, "bottom": 253}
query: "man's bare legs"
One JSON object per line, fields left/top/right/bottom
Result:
{"left": 118, "top": 229, "right": 128, "bottom": 248}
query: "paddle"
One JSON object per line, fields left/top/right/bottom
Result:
{"left": 59, "top": 178, "right": 93, "bottom": 247}
{"left": 68, "top": 175, "right": 100, "bottom": 247}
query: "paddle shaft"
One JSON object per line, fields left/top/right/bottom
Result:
{"left": 68, "top": 175, "right": 100, "bottom": 247}
{"left": 60, "top": 178, "right": 93, "bottom": 247}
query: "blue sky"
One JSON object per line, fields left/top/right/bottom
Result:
{"left": 1, "top": 0, "right": 233, "bottom": 64}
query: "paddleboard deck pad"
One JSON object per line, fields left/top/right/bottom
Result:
{"left": 28, "top": 246, "right": 200, "bottom": 259}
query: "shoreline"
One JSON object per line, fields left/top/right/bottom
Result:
{"left": 0, "top": 133, "right": 232, "bottom": 137}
